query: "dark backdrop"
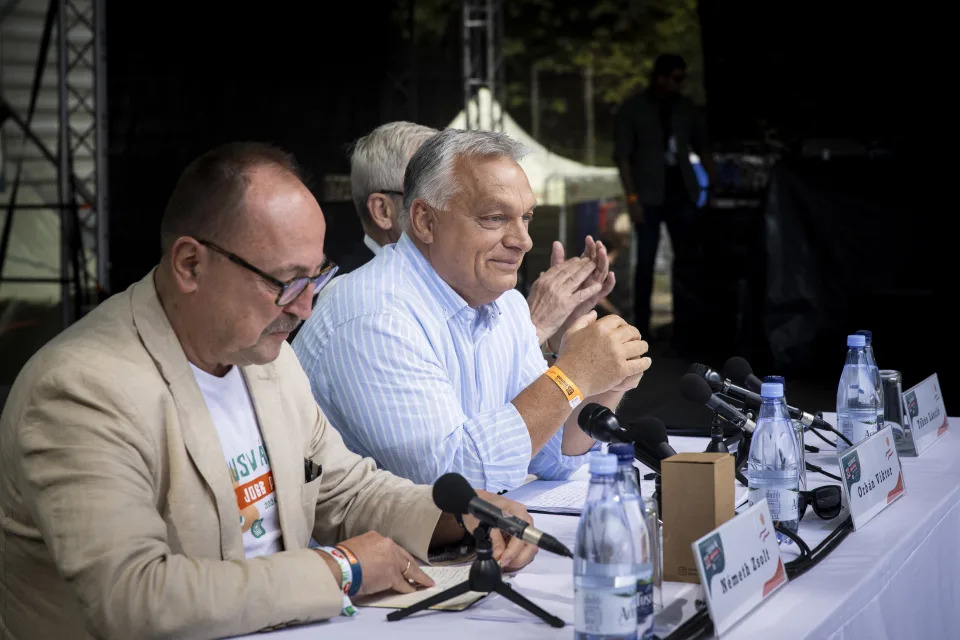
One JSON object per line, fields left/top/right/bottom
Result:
{"left": 107, "top": 1, "right": 462, "bottom": 290}
{"left": 105, "top": 1, "right": 954, "bottom": 413}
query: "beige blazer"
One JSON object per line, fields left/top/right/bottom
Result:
{"left": 0, "top": 271, "right": 442, "bottom": 639}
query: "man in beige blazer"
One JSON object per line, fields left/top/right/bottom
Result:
{"left": 0, "top": 142, "right": 537, "bottom": 640}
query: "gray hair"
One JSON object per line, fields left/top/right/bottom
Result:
{"left": 350, "top": 121, "right": 438, "bottom": 226}
{"left": 400, "top": 129, "right": 529, "bottom": 230}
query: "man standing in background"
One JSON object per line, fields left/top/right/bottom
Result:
{"left": 613, "top": 53, "right": 716, "bottom": 348}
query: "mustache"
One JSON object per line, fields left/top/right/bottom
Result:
{"left": 262, "top": 314, "right": 302, "bottom": 336}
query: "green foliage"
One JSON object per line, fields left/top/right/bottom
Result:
{"left": 503, "top": 0, "right": 705, "bottom": 111}
{"left": 390, "top": 0, "right": 704, "bottom": 164}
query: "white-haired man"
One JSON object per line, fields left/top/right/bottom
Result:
{"left": 293, "top": 129, "right": 652, "bottom": 492}
{"left": 325, "top": 121, "right": 616, "bottom": 349}
{"left": 337, "top": 121, "right": 438, "bottom": 274}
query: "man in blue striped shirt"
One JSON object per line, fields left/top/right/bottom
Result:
{"left": 293, "top": 130, "right": 652, "bottom": 492}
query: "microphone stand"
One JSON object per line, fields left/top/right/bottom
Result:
{"left": 387, "top": 523, "right": 564, "bottom": 628}
{"left": 704, "top": 415, "right": 730, "bottom": 453}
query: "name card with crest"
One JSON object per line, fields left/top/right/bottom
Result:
{"left": 691, "top": 499, "right": 788, "bottom": 636}
{"left": 838, "top": 425, "right": 906, "bottom": 530}
{"left": 902, "top": 373, "right": 949, "bottom": 455}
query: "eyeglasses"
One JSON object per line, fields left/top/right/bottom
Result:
{"left": 375, "top": 189, "right": 404, "bottom": 197}
{"left": 798, "top": 485, "right": 843, "bottom": 521}
{"left": 197, "top": 239, "right": 338, "bottom": 306}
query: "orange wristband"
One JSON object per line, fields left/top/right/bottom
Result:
{"left": 627, "top": 193, "right": 639, "bottom": 205}
{"left": 545, "top": 366, "right": 584, "bottom": 409}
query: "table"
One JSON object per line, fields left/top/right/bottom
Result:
{"left": 237, "top": 418, "right": 959, "bottom": 639}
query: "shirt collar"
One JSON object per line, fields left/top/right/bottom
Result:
{"left": 395, "top": 233, "right": 503, "bottom": 323}
{"left": 362, "top": 234, "right": 382, "bottom": 256}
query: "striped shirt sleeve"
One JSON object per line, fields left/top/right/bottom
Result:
{"left": 514, "top": 304, "right": 594, "bottom": 481}
{"left": 318, "top": 312, "right": 533, "bottom": 492}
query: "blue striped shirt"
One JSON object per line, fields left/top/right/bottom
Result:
{"left": 292, "top": 233, "right": 590, "bottom": 492}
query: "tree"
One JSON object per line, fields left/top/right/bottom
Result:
{"left": 388, "top": 0, "right": 705, "bottom": 164}
{"left": 504, "top": 0, "right": 705, "bottom": 164}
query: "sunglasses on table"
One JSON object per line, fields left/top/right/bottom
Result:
{"left": 798, "top": 485, "right": 843, "bottom": 521}
{"left": 197, "top": 239, "right": 338, "bottom": 306}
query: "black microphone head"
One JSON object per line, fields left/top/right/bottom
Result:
{"left": 680, "top": 372, "right": 714, "bottom": 404}
{"left": 626, "top": 416, "right": 668, "bottom": 448}
{"left": 433, "top": 473, "right": 477, "bottom": 514}
{"left": 577, "top": 402, "right": 609, "bottom": 430}
{"left": 687, "top": 362, "right": 708, "bottom": 377}
{"left": 724, "top": 356, "right": 754, "bottom": 386}
{"left": 688, "top": 362, "right": 724, "bottom": 391}
{"left": 577, "top": 402, "right": 624, "bottom": 443}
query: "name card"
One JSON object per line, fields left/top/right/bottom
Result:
{"left": 838, "top": 425, "right": 905, "bottom": 530}
{"left": 903, "top": 373, "right": 949, "bottom": 455}
{"left": 691, "top": 500, "right": 787, "bottom": 636}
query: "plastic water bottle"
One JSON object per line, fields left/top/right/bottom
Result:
{"left": 855, "top": 330, "right": 885, "bottom": 431}
{"left": 747, "top": 381, "right": 801, "bottom": 543}
{"left": 640, "top": 493, "right": 662, "bottom": 612}
{"left": 764, "top": 375, "right": 806, "bottom": 491}
{"left": 610, "top": 444, "right": 654, "bottom": 639}
{"left": 575, "top": 452, "right": 638, "bottom": 640}
{"left": 837, "top": 334, "right": 880, "bottom": 452}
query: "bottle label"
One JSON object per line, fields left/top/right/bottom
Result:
{"left": 637, "top": 573, "right": 654, "bottom": 633}
{"left": 842, "top": 418, "right": 877, "bottom": 447}
{"left": 575, "top": 587, "right": 638, "bottom": 635}
{"left": 748, "top": 487, "right": 798, "bottom": 521}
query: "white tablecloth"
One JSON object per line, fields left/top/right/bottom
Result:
{"left": 236, "top": 417, "right": 959, "bottom": 639}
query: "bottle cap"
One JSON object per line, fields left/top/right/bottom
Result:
{"left": 761, "top": 382, "right": 784, "bottom": 398}
{"left": 589, "top": 452, "right": 618, "bottom": 475}
{"left": 608, "top": 443, "right": 635, "bottom": 464}
{"left": 847, "top": 334, "right": 866, "bottom": 347}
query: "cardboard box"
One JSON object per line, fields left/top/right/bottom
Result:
{"left": 661, "top": 452, "right": 735, "bottom": 583}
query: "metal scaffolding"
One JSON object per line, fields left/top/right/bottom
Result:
{"left": 0, "top": 0, "right": 107, "bottom": 328}
{"left": 461, "top": 0, "right": 504, "bottom": 132}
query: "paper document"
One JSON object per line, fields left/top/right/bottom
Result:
{"left": 525, "top": 481, "right": 587, "bottom": 514}
{"left": 516, "top": 478, "right": 659, "bottom": 515}
{"left": 354, "top": 565, "right": 492, "bottom": 611}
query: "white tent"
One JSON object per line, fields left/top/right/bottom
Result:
{"left": 446, "top": 88, "right": 623, "bottom": 206}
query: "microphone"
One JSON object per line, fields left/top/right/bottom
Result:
{"left": 724, "top": 356, "right": 763, "bottom": 393}
{"left": 578, "top": 404, "right": 675, "bottom": 472}
{"left": 690, "top": 362, "right": 824, "bottom": 430}
{"left": 627, "top": 416, "right": 678, "bottom": 465}
{"left": 715, "top": 357, "right": 826, "bottom": 430}
{"left": 680, "top": 373, "right": 756, "bottom": 434}
{"left": 433, "top": 473, "right": 573, "bottom": 558}
{"left": 577, "top": 403, "right": 632, "bottom": 443}
{"left": 688, "top": 362, "right": 763, "bottom": 407}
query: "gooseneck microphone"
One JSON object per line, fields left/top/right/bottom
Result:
{"left": 577, "top": 403, "right": 632, "bottom": 443}
{"left": 688, "top": 362, "right": 763, "bottom": 407}
{"left": 724, "top": 356, "right": 764, "bottom": 393}
{"left": 433, "top": 473, "right": 573, "bottom": 557}
{"left": 577, "top": 404, "right": 676, "bottom": 472}
{"left": 628, "top": 416, "right": 678, "bottom": 464}
{"left": 689, "top": 362, "right": 827, "bottom": 431}
{"left": 680, "top": 373, "right": 757, "bottom": 434}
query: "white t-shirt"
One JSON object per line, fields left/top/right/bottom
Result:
{"left": 190, "top": 363, "right": 283, "bottom": 557}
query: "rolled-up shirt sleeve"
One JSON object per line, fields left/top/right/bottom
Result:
{"left": 317, "top": 312, "right": 533, "bottom": 492}
{"left": 515, "top": 313, "right": 595, "bottom": 481}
